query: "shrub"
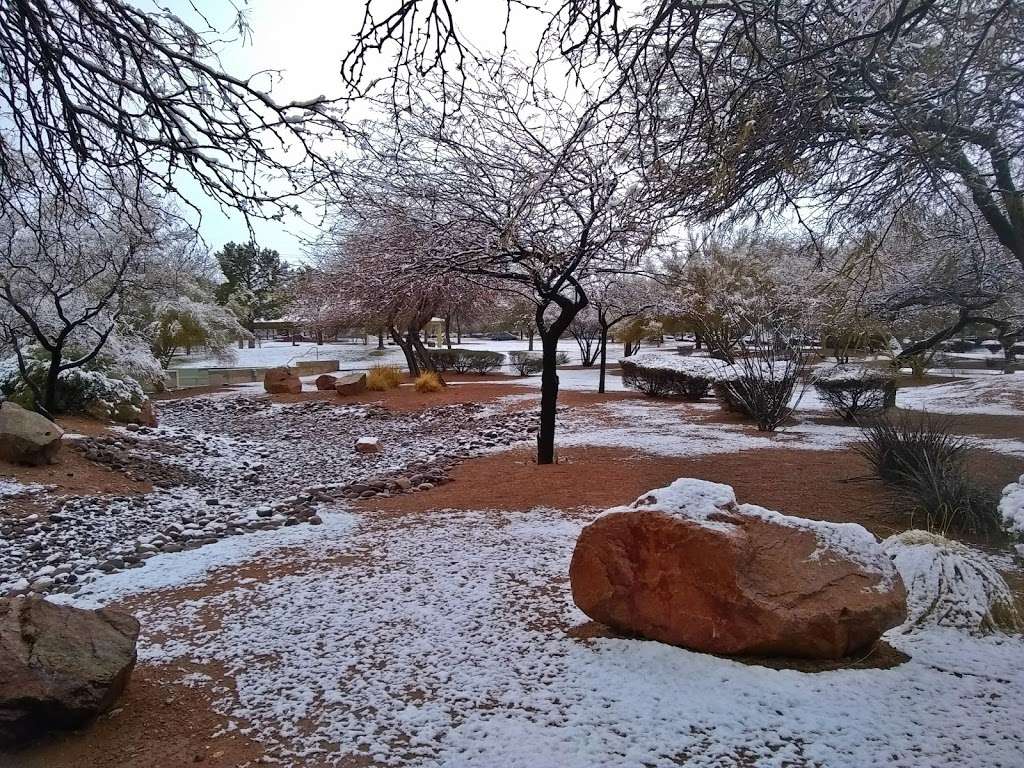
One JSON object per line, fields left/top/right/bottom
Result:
{"left": 945, "top": 339, "right": 977, "bottom": 353}
{"left": 507, "top": 350, "right": 568, "bottom": 376}
{"left": 857, "top": 414, "right": 1000, "bottom": 534}
{"left": 619, "top": 352, "right": 726, "bottom": 399}
{"left": 713, "top": 357, "right": 803, "bottom": 431}
{"left": 508, "top": 351, "right": 543, "bottom": 376}
{"left": 366, "top": 364, "right": 403, "bottom": 391}
{"left": 0, "top": 354, "right": 150, "bottom": 422}
{"left": 813, "top": 365, "right": 896, "bottom": 421}
{"left": 882, "top": 530, "right": 1020, "bottom": 634}
{"left": 426, "top": 348, "right": 504, "bottom": 374}
{"left": 414, "top": 371, "right": 444, "bottom": 393}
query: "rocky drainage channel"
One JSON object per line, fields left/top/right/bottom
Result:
{"left": 2, "top": 397, "right": 540, "bottom": 598}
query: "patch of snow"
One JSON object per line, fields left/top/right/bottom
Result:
{"left": 560, "top": 400, "right": 861, "bottom": 457}
{"left": 64, "top": 507, "right": 1024, "bottom": 768}
{"left": 896, "top": 375, "right": 1024, "bottom": 416}
{"left": 0, "top": 478, "right": 49, "bottom": 498}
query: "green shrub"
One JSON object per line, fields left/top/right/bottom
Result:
{"left": 426, "top": 349, "right": 504, "bottom": 374}
{"left": 507, "top": 350, "right": 569, "bottom": 376}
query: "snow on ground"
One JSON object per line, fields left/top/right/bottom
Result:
{"left": 896, "top": 374, "right": 1024, "bottom": 416}
{"left": 170, "top": 338, "right": 588, "bottom": 372}
{"left": 0, "top": 396, "right": 535, "bottom": 595}
{"left": 559, "top": 400, "right": 862, "bottom": 457}
{"left": 65, "top": 505, "right": 1024, "bottom": 768}
{"left": 0, "top": 478, "right": 49, "bottom": 498}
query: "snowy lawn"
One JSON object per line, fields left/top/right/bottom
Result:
{"left": 64, "top": 504, "right": 1024, "bottom": 768}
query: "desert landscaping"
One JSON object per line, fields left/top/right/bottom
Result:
{"left": 2, "top": 1, "right": 1024, "bottom": 766}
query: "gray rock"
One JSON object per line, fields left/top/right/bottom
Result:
{"left": 0, "top": 402, "right": 64, "bottom": 466}
{"left": 0, "top": 598, "right": 139, "bottom": 746}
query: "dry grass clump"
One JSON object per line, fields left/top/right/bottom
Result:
{"left": 366, "top": 365, "right": 403, "bottom": 391}
{"left": 414, "top": 371, "right": 444, "bottom": 393}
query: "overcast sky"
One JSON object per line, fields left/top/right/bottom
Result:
{"left": 163, "top": 0, "right": 552, "bottom": 264}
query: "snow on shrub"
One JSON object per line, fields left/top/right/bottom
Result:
{"left": 426, "top": 348, "right": 504, "bottom": 374}
{"left": 882, "top": 530, "right": 1021, "bottom": 634}
{"left": 813, "top": 364, "right": 896, "bottom": 421}
{"left": 1000, "top": 474, "right": 1024, "bottom": 547}
{"left": 507, "top": 350, "right": 569, "bottom": 376}
{"left": 619, "top": 351, "right": 727, "bottom": 399}
{"left": 0, "top": 355, "right": 149, "bottom": 422}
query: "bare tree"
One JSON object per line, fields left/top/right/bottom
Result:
{"left": 0, "top": 0, "right": 341, "bottom": 226}
{"left": 330, "top": 63, "right": 666, "bottom": 463}
{"left": 342, "top": 2, "right": 1024, "bottom": 277}
{"left": 586, "top": 273, "right": 658, "bottom": 393}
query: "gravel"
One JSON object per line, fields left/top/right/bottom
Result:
{"left": 1, "top": 394, "right": 536, "bottom": 597}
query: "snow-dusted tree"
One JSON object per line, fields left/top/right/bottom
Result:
{"left": 568, "top": 308, "right": 602, "bottom": 368}
{"left": 332, "top": 63, "right": 667, "bottom": 463}
{"left": 148, "top": 297, "right": 250, "bottom": 367}
{"left": 0, "top": 178, "right": 170, "bottom": 415}
{"left": 588, "top": 274, "right": 660, "bottom": 393}
{"left": 820, "top": 207, "right": 1024, "bottom": 368}
{"left": 311, "top": 222, "right": 485, "bottom": 378}
{"left": 625, "top": 1, "right": 1024, "bottom": 281}
{"left": 665, "top": 234, "right": 803, "bottom": 364}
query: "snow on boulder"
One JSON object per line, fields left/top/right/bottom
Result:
{"left": 569, "top": 478, "right": 907, "bottom": 659}
{"left": 355, "top": 436, "right": 380, "bottom": 454}
{"left": 263, "top": 366, "right": 302, "bottom": 394}
{"left": 882, "top": 530, "right": 1021, "bottom": 634}
{"left": 999, "top": 474, "right": 1024, "bottom": 549}
{"left": 0, "top": 401, "right": 63, "bottom": 466}
{"left": 335, "top": 373, "right": 367, "bottom": 396}
{"left": 0, "top": 597, "right": 139, "bottom": 746}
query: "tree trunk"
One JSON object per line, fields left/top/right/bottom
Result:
{"left": 527, "top": 328, "right": 534, "bottom": 351}
{"left": 391, "top": 327, "right": 419, "bottom": 377}
{"left": 598, "top": 321, "right": 609, "bottom": 394}
{"left": 456, "top": 316, "right": 462, "bottom": 345}
{"left": 377, "top": 329, "right": 385, "bottom": 350}
{"left": 537, "top": 331, "right": 561, "bottom": 465}
{"left": 444, "top": 312, "right": 452, "bottom": 349}
{"left": 43, "top": 350, "right": 61, "bottom": 415}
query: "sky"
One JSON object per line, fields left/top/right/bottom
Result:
{"left": 160, "top": 0, "right": 554, "bottom": 265}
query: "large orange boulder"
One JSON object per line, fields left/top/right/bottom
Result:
{"left": 264, "top": 366, "right": 301, "bottom": 394}
{"left": 570, "top": 479, "right": 907, "bottom": 659}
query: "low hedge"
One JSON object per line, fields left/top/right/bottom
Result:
{"left": 426, "top": 348, "right": 505, "bottom": 374}
{"left": 813, "top": 365, "right": 896, "bottom": 422}
{"left": 508, "top": 350, "right": 570, "bottom": 376}
{"left": 618, "top": 352, "right": 727, "bottom": 400}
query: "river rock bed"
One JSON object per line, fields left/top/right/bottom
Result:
{"left": 1, "top": 395, "right": 537, "bottom": 597}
